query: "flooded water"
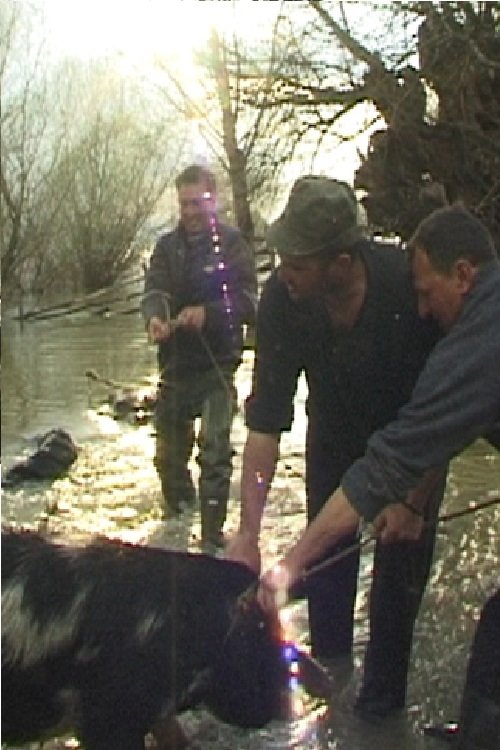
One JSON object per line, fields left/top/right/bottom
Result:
{"left": 1, "top": 302, "right": 499, "bottom": 750}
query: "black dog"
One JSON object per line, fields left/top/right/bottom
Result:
{"left": 1, "top": 528, "right": 332, "bottom": 750}
{"left": 3, "top": 428, "right": 78, "bottom": 487}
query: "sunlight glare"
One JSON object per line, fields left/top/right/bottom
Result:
{"left": 41, "top": 0, "right": 281, "bottom": 66}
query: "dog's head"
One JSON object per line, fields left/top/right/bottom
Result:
{"left": 202, "top": 597, "right": 333, "bottom": 728}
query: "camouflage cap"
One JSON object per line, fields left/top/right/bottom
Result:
{"left": 267, "top": 176, "right": 363, "bottom": 256}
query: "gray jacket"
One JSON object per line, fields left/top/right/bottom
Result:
{"left": 343, "top": 260, "right": 500, "bottom": 520}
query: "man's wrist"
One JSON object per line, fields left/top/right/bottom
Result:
{"left": 401, "top": 500, "right": 423, "bottom": 517}
{"left": 237, "top": 527, "right": 260, "bottom": 547}
{"left": 281, "top": 550, "right": 303, "bottom": 588}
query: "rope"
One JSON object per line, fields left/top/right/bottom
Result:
{"left": 154, "top": 315, "right": 235, "bottom": 399}
{"left": 298, "top": 492, "right": 500, "bottom": 585}
{"left": 233, "top": 493, "right": 500, "bottom": 614}
{"left": 192, "top": 327, "right": 235, "bottom": 398}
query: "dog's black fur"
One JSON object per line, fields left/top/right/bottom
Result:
{"left": 3, "top": 429, "right": 78, "bottom": 487}
{"left": 1, "top": 528, "right": 328, "bottom": 750}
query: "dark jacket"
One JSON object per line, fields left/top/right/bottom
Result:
{"left": 142, "top": 223, "right": 257, "bottom": 375}
{"left": 245, "top": 240, "right": 441, "bottom": 506}
{"left": 343, "top": 260, "right": 500, "bottom": 520}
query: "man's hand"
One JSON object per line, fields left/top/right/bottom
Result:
{"left": 148, "top": 316, "right": 172, "bottom": 343}
{"left": 373, "top": 502, "right": 424, "bottom": 543}
{"left": 225, "top": 532, "right": 261, "bottom": 575}
{"left": 176, "top": 305, "right": 206, "bottom": 331}
{"left": 257, "top": 558, "right": 300, "bottom": 613}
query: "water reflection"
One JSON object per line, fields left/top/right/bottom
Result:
{"left": 1, "top": 308, "right": 499, "bottom": 750}
{"left": 2, "top": 311, "right": 157, "bottom": 450}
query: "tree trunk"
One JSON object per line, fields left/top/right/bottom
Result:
{"left": 209, "top": 31, "right": 255, "bottom": 248}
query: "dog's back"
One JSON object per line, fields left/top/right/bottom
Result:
{"left": 1, "top": 528, "right": 291, "bottom": 749}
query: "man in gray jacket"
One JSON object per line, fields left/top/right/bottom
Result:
{"left": 142, "top": 165, "right": 256, "bottom": 550}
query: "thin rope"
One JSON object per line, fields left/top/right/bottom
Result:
{"left": 156, "top": 316, "right": 234, "bottom": 398}
{"left": 233, "top": 493, "right": 500, "bottom": 613}
{"left": 146, "top": 236, "right": 236, "bottom": 399}
{"left": 299, "top": 492, "right": 500, "bottom": 585}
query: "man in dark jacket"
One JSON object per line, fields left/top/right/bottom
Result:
{"left": 142, "top": 165, "right": 257, "bottom": 551}
{"left": 258, "top": 205, "right": 500, "bottom": 749}
{"left": 227, "top": 175, "right": 447, "bottom": 718}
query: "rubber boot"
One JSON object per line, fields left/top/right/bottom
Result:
{"left": 158, "top": 474, "right": 196, "bottom": 519}
{"left": 159, "top": 476, "right": 181, "bottom": 518}
{"left": 457, "top": 688, "right": 500, "bottom": 750}
{"left": 201, "top": 498, "right": 225, "bottom": 554}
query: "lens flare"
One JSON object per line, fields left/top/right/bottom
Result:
{"left": 278, "top": 594, "right": 308, "bottom": 719}
{"left": 204, "top": 192, "right": 235, "bottom": 338}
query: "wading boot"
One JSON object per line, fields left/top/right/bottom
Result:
{"left": 423, "top": 721, "right": 460, "bottom": 743}
{"left": 354, "top": 669, "right": 405, "bottom": 721}
{"left": 159, "top": 476, "right": 196, "bottom": 519}
{"left": 201, "top": 498, "right": 226, "bottom": 554}
{"left": 457, "top": 689, "right": 500, "bottom": 750}
{"left": 425, "top": 692, "right": 500, "bottom": 747}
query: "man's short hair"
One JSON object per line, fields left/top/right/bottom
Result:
{"left": 175, "top": 164, "right": 217, "bottom": 195}
{"left": 408, "top": 204, "right": 496, "bottom": 273}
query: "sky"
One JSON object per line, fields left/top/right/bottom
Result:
{"left": 40, "top": 0, "right": 283, "bottom": 64}
{"left": 36, "top": 0, "right": 375, "bottom": 192}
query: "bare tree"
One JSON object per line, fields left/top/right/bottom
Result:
{"left": 49, "top": 62, "right": 183, "bottom": 292}
{"left": 0, "top": 1, "right": 68, "bottom": 297}
{"left": 253, "top": 0, "right": 500, "bottom": 246}
{"left": 156, "top": 15, "right": 307, "bottom": 248}
{"left": 1, "top": 1, "right": 185, "bottom": 300}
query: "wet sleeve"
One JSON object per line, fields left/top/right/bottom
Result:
{"left": 342, "top": 311, "right": 500, "bottom": 520}
{"left": 245, "top": 275, "right": 303, "bottom": 434}
{"left": 141, "top": 237, "right": 174, "bottom": 324}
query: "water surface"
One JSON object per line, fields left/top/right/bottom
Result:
{"left": 2, "top": 306, "right": 499, "bottom": 750}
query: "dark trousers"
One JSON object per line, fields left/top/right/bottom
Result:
{"left": 154, "top": 367, "right": 234, "bottom": 539}
{"left": 303, "top": 457, "right": 444, "bottom": 702}
{"left": 360, "top": 520, "right": 439, "bottom": 702}
{"left": 457, "top": 588, "right": 500, "bottom": 749}
{"left": 464, "top": 588, "right": 500, "bottom": 704}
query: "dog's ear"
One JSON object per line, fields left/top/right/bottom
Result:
{"left": 292, "top": 648, "right": 334, "bottom": 701}
{"left": 176, "top": 667, "right": 213, "bottom": 712}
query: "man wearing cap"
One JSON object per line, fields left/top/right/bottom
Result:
{"left": 255, "top": 204, "right": 500, "bottom": 748}
{"left": 227, "top": 175, "right": 447, "bottom": 718}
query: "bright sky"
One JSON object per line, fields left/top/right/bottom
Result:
{"left": 38, "top": 0, "right": 375, "bottom": 188}
{"left": 41, "top": 0, "right": 282, "bottom": 64}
